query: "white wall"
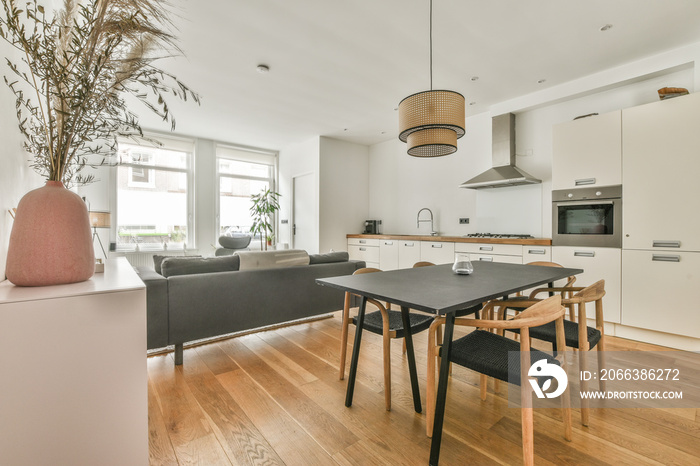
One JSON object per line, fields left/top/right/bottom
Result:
{"left": 0, "top": 41, "right": 43, "bottom": 279}
{"left": 369, "top": 44, "right": 699, "bottom": 238}
{"left": 319, "top": 137, "right": 369, "bottom": 253}
{"left": 368, "top": 114, "right": 488, "bottom": 236}
{"left": 278, "top": 136, "right": 320, "bottom": 252}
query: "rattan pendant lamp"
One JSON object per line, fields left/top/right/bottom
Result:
{"left": 398, "top": 0, "right": 465, "bottom": 157}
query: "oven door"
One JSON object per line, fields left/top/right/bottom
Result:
{"left": 552, "top": 198, "right": 622, "bottom": 247}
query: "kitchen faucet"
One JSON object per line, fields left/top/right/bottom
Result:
{"left": 417, "top": 208, "right": 438, "bottom": 236}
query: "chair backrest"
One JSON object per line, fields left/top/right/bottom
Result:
{"left": 413, "top": 261, "right": 435, "bottom": 268}
{"left": 572, "top": 279, "right": 605, "bottom": 302}
{"left": 349, "top": 268, "right": 387, "bottom": 310}
{"left": 512, "top": 295, "right": 566, "bottom": 328}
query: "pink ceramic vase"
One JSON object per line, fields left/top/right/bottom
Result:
{"left": 6, "top": 181, "right": 95, "bottom": 286}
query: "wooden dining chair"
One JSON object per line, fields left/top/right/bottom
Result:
{"left": 338, "top": 267, "right": 434, "bottom": 411}
{"left": 426, "top": 296, "right": 573, "bottom": 465}
{"left": 496, "top": 279, "right": 607, "bottom": 426}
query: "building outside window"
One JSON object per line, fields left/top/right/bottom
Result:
{"left": 116, "top": 137, "right": 194, "bottom": 251}
{"left": 217, "top": 145, "right": 276, "bottom": 248}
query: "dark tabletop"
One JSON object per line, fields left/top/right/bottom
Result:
{"left": 316, "top": 262, "right": 583, "bottom": 315}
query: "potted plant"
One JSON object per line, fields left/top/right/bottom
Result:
{"left": 249, "top": 188, "right": 280, "bottom": 251}
{"left": 0, "top": 0, "right": 198, "bottom": 285}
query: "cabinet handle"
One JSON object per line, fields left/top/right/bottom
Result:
{"left": 359, "top": 240, "right": 366, "bottom": 244}
{"left": 652, "top": 240, "right": 681, "bottom": 248}
{"left": 404, "top": 242, "right": 414, "bottom": 247}
{"left": 575, "top": 178, "right": 596, "bottom": 186}
{"left": 479, "top": 257, "right": 493, "bottom": 262}
{"left": 574, "top": 251, "right": 595, "bottom": 257}
{"left": 359, "top": 247, "right": 367, "bottom": 251}
{"left": 652, "top": 254, "right": 680, "bottom": 262}
{"left": 384, "top": 241, "right": 393, "bottom": 245}
{"left": 528, "top": 249, "right": 546, "bottom": 255}
{"left": 479, "top": 246, "right": 493, "bottom": 251}
{"left": 431, "top": 244, "right": 442, "bottom": 248}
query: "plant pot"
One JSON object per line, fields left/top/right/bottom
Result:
{"left": 6, "top": 181, "right": 95, "bottom": 286}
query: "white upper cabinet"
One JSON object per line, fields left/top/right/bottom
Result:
{"left": 622, "top": 92, "right": 700, "bottom": 252}
{"left": 552, "top": 110, "right": 622, "bottom": 190}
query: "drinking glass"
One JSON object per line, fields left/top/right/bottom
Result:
{"left": 452, "top": 253, "right": 473, "bottom": 275}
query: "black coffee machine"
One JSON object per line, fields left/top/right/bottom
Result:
{"left": 364, "top": 220, "right": 381, "bottom": 234}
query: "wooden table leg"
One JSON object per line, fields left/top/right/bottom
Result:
{"left": 429, "top": 311, "right": 455, "bottom": 465}
{"left": 345, "top": 296, "right": 367, "bottom": 407}
{"left": 401, "top": 306, "right": 422, "bottom": 414}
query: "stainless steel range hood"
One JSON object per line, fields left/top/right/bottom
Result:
{"left": 459, "top": 113, "right": 541, "bottom": 189}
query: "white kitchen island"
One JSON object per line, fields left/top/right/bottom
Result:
{"left": 0, "top": 257, "right": 147, "bottom": 466}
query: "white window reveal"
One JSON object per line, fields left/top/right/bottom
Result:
{"left": 116, "top": 136, "right": 195, "bottom": 251}
{"left": 216, "top": 145, "right": 276, "bottom": 249}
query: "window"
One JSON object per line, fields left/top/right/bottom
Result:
{"left": 116, "top": 137, "right": 194, "bottom": 251}
{"left": 217, "top": 145, "right": 276, "bottom": 247}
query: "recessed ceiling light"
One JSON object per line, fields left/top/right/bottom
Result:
{"left": 537, "top": 79, "right": 547, "bottom": 84}
{"left": 470, "top": 76, "right": 479, "bottom": 81}
{"left": 256, "top": 64, "right": 270, "bottom": 74}
{"left": 600, "top": 24, "right": 613, "bottom": 32}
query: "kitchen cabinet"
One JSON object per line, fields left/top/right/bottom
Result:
{"left": 622, "top": 92, "right": 700, "bottom": 252}
{"left": 552, "top": 246, "right": 621, "bottom": 323}
{"left": 522, "top": 245, "right": 552, "bottom": 263}
{"left": 621, "top": 250, "right": 698, "bottom": 338}
{"left": 420, "top": 241, "right": 455, "bottom": 265}
{"left": 398, "top": 240, "right": 421, "bottom": 269}
{"left": 552, "top": 110, "right": 621, "bottom": 190}
{"left": 456, "top": 242, "right": 523, "bottom": 264}
{"left": 379, "top": 239, "right": 399, "bottom": 271}
{"left": 348, "top": 237, "right": 379, "bottom": 268}
{"left": 0, "top": 258, "right": 147, "bottom": 465}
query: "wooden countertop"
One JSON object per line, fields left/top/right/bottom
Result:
{"left": 347, "top": 234, "right": 552, "bottom": 246}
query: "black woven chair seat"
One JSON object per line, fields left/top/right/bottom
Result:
{"left": 353, "top": 310, "right": 433, "bottom": 339}
{"left": 442, "top": 330, "right": 559, "bottom": 385}
{"left": 508, "top": 319, "right": 601, "bottom": 349}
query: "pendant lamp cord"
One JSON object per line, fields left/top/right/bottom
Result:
{"left": 429, "top": 0, "right": 433, "bottom": 90}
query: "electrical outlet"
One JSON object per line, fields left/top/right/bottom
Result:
{"left": 459, "top": 218, "right": 470, "bottom": 224}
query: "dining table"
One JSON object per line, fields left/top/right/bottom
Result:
{"left": 316, "top": 260, "right": 583, "bottom": 465}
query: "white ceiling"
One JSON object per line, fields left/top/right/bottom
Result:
{"left": 137, "top": 0, "right": 700, "bottom": 151}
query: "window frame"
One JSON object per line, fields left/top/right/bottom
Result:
{"left": 112, "top": 135, "right": 196, "bottom": 252}
{"left": 215, "top": 144, "right": 278, "bottom": 248}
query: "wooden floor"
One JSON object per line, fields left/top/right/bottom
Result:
{"left": 148, "top": 310, "right": 700, "bottom": 465}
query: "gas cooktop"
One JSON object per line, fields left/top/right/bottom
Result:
{"left": 463, "top": 233, "right": 535, "bottom": 239}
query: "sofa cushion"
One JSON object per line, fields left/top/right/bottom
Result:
{"left": 161, "top": 255, "right": 240, "bottom": 277}
{"left": 153, "top": 254, "right": 201, "bottom": 275}
{"left": 308, "top": 251, "right": 350, "bottom": 264}
{"left": 218, "top": 235, "right": 252, "bottom": 249}
{"left": 236, "top": 249, "right": 309, "bottom": 270}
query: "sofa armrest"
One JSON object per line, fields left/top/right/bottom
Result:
{"left": 134, "top": 266, "right": 169, "bottom": 350}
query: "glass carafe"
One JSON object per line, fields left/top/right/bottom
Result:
{"left": 452, "top": 253, "right": 473, "bottom": 275}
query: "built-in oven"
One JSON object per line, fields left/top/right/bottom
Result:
{"left": 552, "top": 185, "right": 622, "bottom": 248}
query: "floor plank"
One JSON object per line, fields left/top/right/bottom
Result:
{"left": 148, "top": 310, "right": 700, "bottom": 465}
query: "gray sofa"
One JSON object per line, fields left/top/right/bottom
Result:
{"left": 135, "top": 251, "right": 364, "bottom": 364}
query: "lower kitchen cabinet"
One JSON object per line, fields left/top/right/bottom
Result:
{"left": 420, "top": 241, "right": 455, "bottom": 265}
{"left": 552, "top": 246, "right": 621, "bottom": 323}
{"left": 621, "top": 250, "right": 699, "bottom": 338}
{"left": 398, "top": 240, "right": 421, "bottom": 269}
{"left": 522, "top": 245, "right": 552, "bottom": 263}
{"left": 456, "top": 242, "right": 523, "bottom": 264}
{"left": 348, "top": 237, "right": 379, "bottom": 268}
{"left": 379, "top": 239, "right": 399, "bottom": 270}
